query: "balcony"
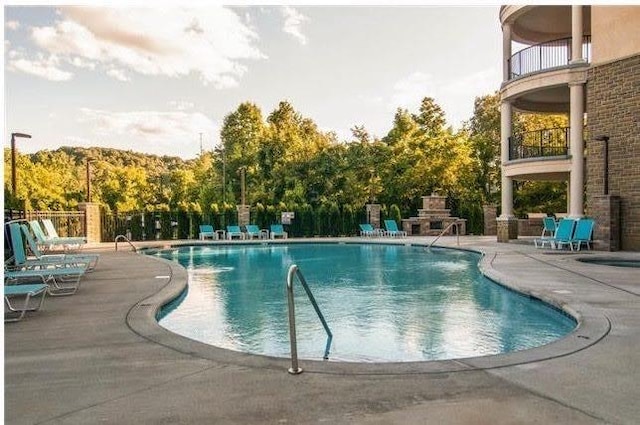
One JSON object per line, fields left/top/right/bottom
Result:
{"left": 508, "top": 36, "right": 591, "bottom": 80}
{"left": 509, "top": 127, "right": 570, "bottom": 161}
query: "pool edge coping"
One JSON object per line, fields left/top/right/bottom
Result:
{"left": 126, "top": 240, "right": 611, "bottom": 375}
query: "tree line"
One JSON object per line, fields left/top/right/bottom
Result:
{"left": 4, "top": 93, "right": 568, "bottom": 235}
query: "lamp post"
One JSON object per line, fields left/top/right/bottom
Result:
{"left": 594, "top": 135, "right": 610, "bottom": 195}
{"left": 10, "top": 132, "right": 32, "bottom": 201}
{"left": 86, "top": 159, "right": 94, "bottom": 202}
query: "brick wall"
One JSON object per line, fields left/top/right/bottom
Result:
{"left": 586, "top": 54, "right": 640, "bottom": 251}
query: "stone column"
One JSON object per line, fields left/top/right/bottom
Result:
{"left": 591, "top": 195, "right": 621, "bottom": 251}
{"left": 569, "top": 82, "right": 585, "bottom": 218}
{"left": 237, "top": 205, "right": 250, "bottom": 226}
{"left": 502, "top": 22, "right": 512, "bottom": 81}
{"left": 483, "top": 204, "right": 497, "bottom": 236}
{"left": 78, "top": 202, "right": 101, "bottom": 243}
{"left": 571, "top": 6, "right": 585, "bottom": 64}
{"left": 365, "top": 204, "right": 381, "bottom": 229}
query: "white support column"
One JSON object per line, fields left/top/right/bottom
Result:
{"left": 500, "top": 100, "right": 514, "bottom": 218}
{"left": 569, "top": 82, "right": 585, "bottom": 218}
{"left": 571, "top": 6, "right": 585, "bottom": 64}
{"left": 503, "top": 23, "right": 512, "bottom": 80}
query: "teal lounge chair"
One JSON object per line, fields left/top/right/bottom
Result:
{"left": 226, "top": 225, "right": 245, "bottom": 240}
{"left": 557, "top": 218, "right": 595, "bottom": 251}
{"left": 42, "top": 218, "right": 87, "bottom": 245}
{"left": 245, "top": 224, "right": 266, "bottom": 239}
{"left": 29, "top": 220, "right": 82, "bottom": 252}
{"left": 270, "top": 224, "right": 288, "bottom": 239}
{"left": 199, "top": 224, "right": 216, "bottom": 240}
{"left": 384, "top": 220, "right": 407, "bottom": 238}
{"left": 4, "top": 283, "right": 48, "bottom": 322}
{"left": 542, "top": 216, "right": 557, "bottom": 237}
{"left": 359, "top": 223, "right": 383, "bottom": 237}
{"left": 534, "top": 218, "right": 576, "bottom": 249}
{"left": 20, "top": 223, "right": 99, "bottom": 271}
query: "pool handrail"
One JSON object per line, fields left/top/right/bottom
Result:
{"left": 286, "top": 264, "right": 333, "bottom": 375}
{"left": 428, "top": 220, "right": 462, "bottom": 248}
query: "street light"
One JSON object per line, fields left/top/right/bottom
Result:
{"left": 10, "top": 132, "right": 32, "bottom": 200}
{"left": 594, "top": 135, "right": 610, "bottom": 195}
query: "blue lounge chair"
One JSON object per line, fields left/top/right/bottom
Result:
{"left": 199, "top": 224, "right": 216, "bottom": 240}
{"left": 557, "top": 218, "right": 595, "bottom": 251}
{"left": 384, "top": 220, "right": 407, "bottom": 238}
{"left": 20, "top": 223, "right": 99, "bottom": 271}
{"left": 29, "top": 220, "right": 82, "bottom": 252}
{"left": 4, "top": 283, "right": 48, "bottom": 322}
{"left": 245, "top": 224, "right": 267, "bottom": 239}
{"left": 534, "top": 218, "right": 576, "bottom": 249}
{"left": 359, "top": 223, "right": 383, "bottom": 237}
{"left": 542, "top": 216, "right": 557, "bottom": 237}
{"left": 270, "top": 224, "right": 288, "bottom": 239}
{"left": 226, "top": 225, "right": 245, "bottom": 240}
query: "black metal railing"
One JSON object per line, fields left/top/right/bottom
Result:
{"left": 509, "top": 127, "right": 570, "bottom": 160}
{"left": 509, "top": 36, "right": 591, "bottom": 80}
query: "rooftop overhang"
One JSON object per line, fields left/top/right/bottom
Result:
{"left": 500, "top": 5, "right": 591, "bottom": 45}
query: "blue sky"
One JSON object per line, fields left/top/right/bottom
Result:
{"left": 4, "top": 5, "right": 502, "bottom": 159}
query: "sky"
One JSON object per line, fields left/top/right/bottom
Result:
{"left": 3, "top": 5, "right": 502, "bottom": 159}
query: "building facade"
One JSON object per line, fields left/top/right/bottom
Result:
{"left": 498, "top": 5, "right": 640, "bottom": 250}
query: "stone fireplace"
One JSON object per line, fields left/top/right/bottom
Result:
{"left": 401, "top": 194, "right": 466, "bottom": 236}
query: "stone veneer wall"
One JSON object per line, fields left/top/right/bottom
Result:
{"left": 586, "top": 54, "right": 640, "bottom": 251}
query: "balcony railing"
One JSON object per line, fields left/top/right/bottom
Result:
{"left": 509, "top": 127, "right": 570, "bottom": 160}
{"left": 508, "top": 36, "right": 591, "bottom": 80}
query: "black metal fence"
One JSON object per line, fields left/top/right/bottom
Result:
{"left": 3, "top": 209, "right": 86, "bottom": 237}
{"left": 509, "top": 127, "right": 570, "bottom": 160}
{"left": 509, "top": 36, "right": 591, "bottom": 79}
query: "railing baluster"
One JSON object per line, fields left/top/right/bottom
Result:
{"left": 508, "top": 36, "right": 591, "bottom": 81}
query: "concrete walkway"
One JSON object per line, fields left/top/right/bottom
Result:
{"left": 4, "top": 237, "right": 640, "bottom": 424}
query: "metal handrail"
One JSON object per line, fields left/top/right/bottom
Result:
{"left": 509, "top": 127, "right": 570, "bottom": 160}
{"left": 115, "top": 234, "right": 137, "bottom": 252}
{"left": 286, "top": 264, "right": 333, "bottom": 375}
{"left": 428, "top": 220, "right": 461, "bottom": 248}
{"left": 508, "top": 35, "right": 591, "bottom": 80}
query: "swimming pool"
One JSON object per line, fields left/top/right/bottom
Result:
{"left": 153, "top": 243, "right": 575, "bottom": 362}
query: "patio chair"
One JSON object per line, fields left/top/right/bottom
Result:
{"left": 4, "top": 283, "right": 48, "bottom": 322}
{"left": 226, "top": 225, "right": 245, "bottom": 240}
{"left": 199, "top": 224, "right": 216, "bottom": 240}
{"left": 542, "top": 216, "right": 557, "bottom": 238}
{"left": 534, "top": 218, "right": 576, "bottom": 249}
{"left": 20, "top": 223, "right": 99, "bottom": 271}
{"left": 245, "top": 224, "right": 267, "bottom": 240}
{"left": 558, "top": 218, "right": 595, "bottom": 251}
{"left": 41, "top": 218, "right": 87, "bottom": 246}
{"left": 359, "top": 223, "right": 383, "bottom": 237}
{"left": 29, "top": 220, "right": 83, "bottom": 252}
{"left": 270, "top": 224, "right": 288, "bottom": 239}
{"left": 384, "top": 220, "right": 407, "bottom": 238}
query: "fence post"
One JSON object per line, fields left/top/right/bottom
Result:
{"left": 78, "top": 202, "right": 102, "bottom": 243}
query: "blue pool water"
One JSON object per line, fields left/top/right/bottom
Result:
{"left": 153, "top": 244, "right": 575, "bottom": 362}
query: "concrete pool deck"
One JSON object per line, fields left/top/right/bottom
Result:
{"left": 4, "top": 236, "right": 640, "bottom": 424}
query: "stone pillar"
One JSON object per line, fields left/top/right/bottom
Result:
{"left": 237, "top": 205, "right": 250, "bottom": 226}
{"left": 483, "top": 204, "right": 497, "bottom": 236}
{"left": 502, "top": 22, "right": 512, "bottom": 81}
{"left": 365, "top": 204, "right": 381, "bottom": 229}
{"left": 78, "top": 202, "right": 101, "bottom": 243}
{"left": 591, "top": 195, "right": 621, "bottom": 251}
{"left": 569, "top": 82, "right": 585, "bottom": 218}
{"left": 500, "top": 100, "right": 514, "bottom": 218}
{"left": 571, "top": 6, "right": 585, "bottom": 64}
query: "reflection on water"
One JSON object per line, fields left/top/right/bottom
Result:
{"left": 154, "top": 244, "right": 575, "bottom": 362}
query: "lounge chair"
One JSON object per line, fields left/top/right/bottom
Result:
{"left": 20, "top": 223, "right": 99, "bottom": 270}
{"left": 4, "top": 283, "right": 48, "bottom": 322}
{"left": 534, "top": 218, "right": 576, "bottom": 249}
{"left": 29, "top": 220, "right": 83, "bottom": 252}
{"left": 270, "top": 224, "right": 288, "bottom": 239}
{"left": 558, "top": 218, "right": 595, "bottom": 251}
{"left": 359, "top": 223, "right": 383, "bottom": 237}
{"left": 41, "top": 218, "right": 87, "bottom": 246}
{"left": 199, "top": 224, "right": 216, "bottom": 240}
{"left": 245, "top": 224, "right": 267, "bottom": 240}
{"left": 542, "top": 217, "right": 557, "bottom": 237}
{"left": 226, "top": 225, "right": 245, "bottom": 240}
{"left": 384, "top": 220, "right": 407, "bottom": 238}
{"left": 5, "top": 223, "right": 87, "bottom": 296}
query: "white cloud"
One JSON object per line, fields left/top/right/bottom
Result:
{"left": 7, "top": 52, "right": 74, "bottom": 81}
{"left": 22, "top": 6, "right": 266, "bottom": 87}
{"left": 282, "top": 6, "right": 308, "bottom": 45}
{"left": 78, "top": 108, "right": 218, "bottom": 158}
{"left": 167, "top": 100, "right": 195, "bottom": 111}
{"left": 106, "top": 68, "right": 130, "bottom": 82}
{"left": 390, "top": 72, "right": 437, "bottom": 111}
{"left": 6, "top": 20, "right": 20, "bottom": 30}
